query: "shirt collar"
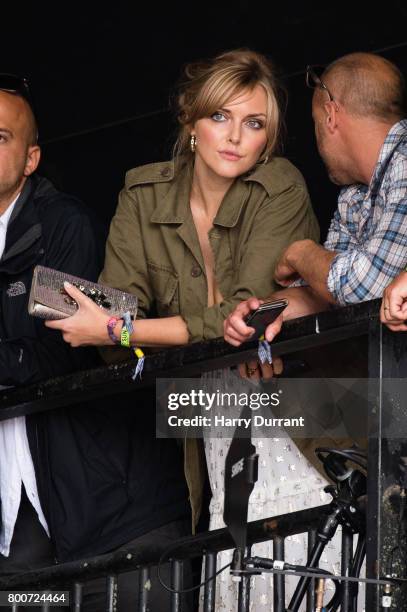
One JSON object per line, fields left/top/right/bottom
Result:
{"left": 370, "top": 119, "right": 407, "bottom": 189}
{"left": 0, "top": 194, "right": 20, "bottom": 230}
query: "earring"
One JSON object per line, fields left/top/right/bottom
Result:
{"left": 190, "top": 134, "right": 196, "bottom": 153}
{"left": 263, "top": 155, "right": 269, "bottom": 165}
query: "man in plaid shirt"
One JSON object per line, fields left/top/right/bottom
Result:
{"left": 224, "top": 52, "right": 407, "bottom": 351}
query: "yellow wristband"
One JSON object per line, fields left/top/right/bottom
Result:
{"left": 120, "top": 326, "right": 131, "bottom": 348}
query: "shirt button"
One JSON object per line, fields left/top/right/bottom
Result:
{"left": 191, "top": 266, "right": 202, "bottom": 278}
{"left": 160, "top": 167, "right": 171, "bottom": 177}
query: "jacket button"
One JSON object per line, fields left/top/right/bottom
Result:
{"left": 191, "top": 266, "right": 202, "bottom": 278}
{"left": 161, "top": 167, "right": 171, "bottom": 177}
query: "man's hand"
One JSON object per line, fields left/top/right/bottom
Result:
{"left": 274, "top": 239, "right": 336, "bottom": 303}
{"left": 274, "top": 244, "right": 301, "bottom": 287}
{"left": 380, "top": 271, "right": 407, "bottom": 331}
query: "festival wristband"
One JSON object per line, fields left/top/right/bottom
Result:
{"left": 120, "top": 326, "right": 131, "bottom": 348}
{"left": 107, "top": 317, "right": 120, "bottom": 344}
{"left": 109, "top": 310, "right": 145, "bottom": 379}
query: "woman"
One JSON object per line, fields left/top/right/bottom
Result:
{"left": 47, "top": 49, "right": 323, "bottom": 609}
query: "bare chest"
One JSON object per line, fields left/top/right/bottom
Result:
{"left": 190, "top": 207, "right": 223, "bottom": 307}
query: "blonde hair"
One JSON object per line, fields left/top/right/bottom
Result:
{"left": 174, "top": 49, "right": 285, "bottom": 162}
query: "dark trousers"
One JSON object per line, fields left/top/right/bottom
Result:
{"left": 0, "top": 488, "right": 192, "bottom": 611}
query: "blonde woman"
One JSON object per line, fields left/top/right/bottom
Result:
{"left": 48, "top": 49, "right": 323, "bottom": 609}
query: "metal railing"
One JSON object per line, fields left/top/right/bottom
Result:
{"left": 2, "top": 298, "right": 406, "bottom": 610}
{"left": 0, "top": 504, "right": 357, "bottom": 611}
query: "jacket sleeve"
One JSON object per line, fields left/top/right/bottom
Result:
{"left": 98, "top": 188, "right": 152, "bottom": 319}
{"left": 183, "top": 183, "right": 320, "bottom": 342}
{"left": 99, "top": 183, "right": 319, "bottom": 345}
{"left": 0, "top": 208, "right": 103, "bottom": 386}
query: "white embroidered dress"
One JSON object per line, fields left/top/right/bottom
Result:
{"left": 199, "top": 369, "right": 356, "bottom": 612}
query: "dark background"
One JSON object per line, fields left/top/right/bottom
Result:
{"left": 3, "top": 1, "right": 407, "bottom": 238}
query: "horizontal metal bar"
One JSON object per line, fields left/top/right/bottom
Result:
{"left": 0, "top": 300, "right": 377, "bottom": 420}
{"left": 0, "top": 506, "right": 332, "bottom": 590}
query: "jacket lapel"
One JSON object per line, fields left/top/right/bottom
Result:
{"left": 150, "top": 167, "right": 206, "bottom": 271}
{"left": 0, "top": 176, "right": 43, "bottom": 274}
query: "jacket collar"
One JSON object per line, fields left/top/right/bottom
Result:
{"left": 150, "top": 160, "right": 250, "bottom": 228}
{"left": 0, "top": 176, "right": 43, "bottom": 273}
{"left": 150, "top": 162, "right": 191, "bottom": 224}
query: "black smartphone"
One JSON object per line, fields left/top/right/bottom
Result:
{"left": 244, "top": 298, "right": 288, "bottom": 340}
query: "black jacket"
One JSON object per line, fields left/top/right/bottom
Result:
{"left": 0, "top": 175, "right": 102, "bottom": 385}
{"left": 0, "top": 176, "right": 189, "bottom": 562}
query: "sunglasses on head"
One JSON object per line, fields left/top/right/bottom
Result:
{"left": 306, "top": 65, "right": 338, "bottom": 108}
{"left": 0, "top": 73, "right": 32, "bottom": 107}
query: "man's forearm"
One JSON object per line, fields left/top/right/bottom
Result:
{"left": 272, "top": 286, "right": 331, "bottom": 320}
{"left": 286, "top": 240, "right": 337, "bottom": 303}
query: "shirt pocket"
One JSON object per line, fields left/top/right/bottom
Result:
{"left": 146, "top": 261, "right": 179, "bottom": 316}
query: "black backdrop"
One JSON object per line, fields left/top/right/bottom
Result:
{"left": 2, "top": 1, "right": 407, "bottom": 239}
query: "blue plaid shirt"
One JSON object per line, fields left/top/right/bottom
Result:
{"left": 324, "top": 119, "right": 407, "bottom": 305}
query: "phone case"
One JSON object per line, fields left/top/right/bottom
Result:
{"left": 28, "top": 265, "right": 138, "bottom": 321}
{"left": 244, "top": 300, "right": 287, "bottom": 340}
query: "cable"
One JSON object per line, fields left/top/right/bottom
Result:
{"left": 315, "top": 448, "right": 367, "bottom": 472}
{"left": 315, "top": 447, "right": 367, "bottom": 460}
{"left": 249, "top": 557, "right": 333, "bottom": 577}
{"left": 156, "top": 550, "right": 404, "bottom": 596}
{"left": 318, "top": 446, "right": 366, "bottom": 455}
{"left": 157, "top": 561, "right": 232, "bottom": 595}
{"left": 156, "top": 540, "right": 232, "bottom": 595}
{"left": 243, "top": 567, "right": 406, "bottom": 587}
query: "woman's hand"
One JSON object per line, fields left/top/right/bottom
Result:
{"left": 45, "top": 282, "right": 112, "bottom": 346}
{"left": 238, "top": 358, "right": 283, "bottom": 381}
{"left": 223, "top": 297, "right": 261, "bottom": 345}
{"left": 223, "top": 297, "right": 284, "bottom": 346}
{"left": 223, "top": 297, "right": 284, "bottom": 379}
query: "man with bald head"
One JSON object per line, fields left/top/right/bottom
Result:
{"left": 0, "top": 75, "right": 101, "bottom": 591}
{"left": 224, "top": 52, "right": 407, "bottom": 348}
{"left": 0, "top": 79, "right": 190, "bottom": 612}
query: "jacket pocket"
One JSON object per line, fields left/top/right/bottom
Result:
{"left": 147, "top": 261, "right": 179, "bottom": 316}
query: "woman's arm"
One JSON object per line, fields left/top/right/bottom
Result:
{"left": 46, "top": 283, "right": 189, "bottom": 347}
{"left": 46, "top": 186, "right": 190, "bottom": 347}
{"left": 46, "top": 178, "right": 319, "bottom": 348}
{"left": 182, "top": 182, "right": 320, "bottom": 342}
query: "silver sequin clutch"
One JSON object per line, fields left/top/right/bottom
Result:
{"left": 28, "top": 265, "right": 138, "bottom": 320}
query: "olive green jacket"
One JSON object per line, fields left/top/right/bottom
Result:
{"left": 99, "top": 157, "right": 320, "bottom": 527}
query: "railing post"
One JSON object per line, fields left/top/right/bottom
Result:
{"left": 170, "top": 559, "right": 182, "bottom": 612}
{"left": 341, "top": 528, "right": 354, "bottom": 612}
{"left": 306, "top": 528, "right": 316, "bottom": 611}
{"left": 106, "top": 575, "right": 118, "bottom": 612}
{"left": 73, "top": 583, "right": 83, "bottom": 611}
{"left": 138, "top": 567, "right": 150, "bottom": 612}
{"left": 273, "top": 536, "right": 285, "bottom": 612}
{"left": 237, "top": 546, "right": 251, "bottom": 612}
{"left": 203, "top": 552, "right": 216, "bottom": 612}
